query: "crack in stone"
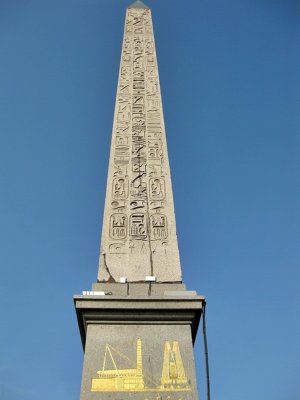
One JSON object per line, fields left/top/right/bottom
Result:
{"left": 103, "top": 253, "right": 116, "bottom": 283}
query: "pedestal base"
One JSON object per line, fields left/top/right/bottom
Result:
{"left": 74, "top": 283, "right": 204, "bottom": 400}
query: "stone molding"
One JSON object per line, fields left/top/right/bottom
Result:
{"left": 74, "top": 294, "right": 204, "bottom": 349}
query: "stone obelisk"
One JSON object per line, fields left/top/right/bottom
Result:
{"left": 74, "top": 2, "right": 205, "bottom": 399}
{"left": 98, "top": 0, "right": 181, "bottom": 284}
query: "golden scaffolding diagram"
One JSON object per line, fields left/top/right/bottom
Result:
{"left": 91, "top": 339, "right": 192, "bottom": 392}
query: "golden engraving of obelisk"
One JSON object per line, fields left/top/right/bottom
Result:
{"left": 98, "top": 0, "right": 182, "bottom": 283}
{"left": 91, "top": 338, "right": 191, "bottom": 392}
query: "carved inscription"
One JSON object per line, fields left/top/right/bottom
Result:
{"left": 150, "top": 214, "right": 168, "bottom": 240}
{"left": 109, "top": 243, "right": 126, "bottom": 254}
{"left": 112, "top": 177, "right": 128, "bottom": 199}
{"left": 130, "top": 213, "right": 147, "bottom": 239}
{"left": 150, "top": 178, "right": 165, "bottom": 200}
{"left": 99, "top": 6, "right": 182, "bottom": 281}
{"left": 110, "top": 214, "right": 127, "bottom": 240}
{"left": 148, "top": 139, "right": 162, "bottom": 160}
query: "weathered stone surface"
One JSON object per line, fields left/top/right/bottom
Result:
{"left": 92, "top": 282, "right": 186, "bottom": 296}
{"left": 74, "top": 294, "right": 203, "bottom": 400}
{"left": 81, "top": 324, "right": 198, "bottom": 400}
{"left": 98, "top": 3, "right": 182, "bottom": 283}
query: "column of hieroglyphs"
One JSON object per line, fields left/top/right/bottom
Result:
{"left": 98, "top": 3, "right": 182, "bottom": 283}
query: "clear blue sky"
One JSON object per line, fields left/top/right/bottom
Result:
{"left": 0, "top": 0, "right": 299, "bottom": 399}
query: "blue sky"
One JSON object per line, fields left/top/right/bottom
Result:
{"left": 0, "top": 0, "right": 299, "bottom": 399}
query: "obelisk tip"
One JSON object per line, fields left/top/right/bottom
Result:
{"left": 128, "top": 0, "right": 149, "bottom": 10}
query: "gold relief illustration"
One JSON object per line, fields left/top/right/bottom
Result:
{"left": 91, "top": 339, "right": 191, "bottom": 393}
{"left": 160, "top": 342, "right": 188, "bottom": 387}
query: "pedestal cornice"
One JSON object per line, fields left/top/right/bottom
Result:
{"left": 74, "top": 294, "right": 204, "bottom": 349}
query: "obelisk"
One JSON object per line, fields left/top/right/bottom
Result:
{"left": 98, "top": 0, "right": 181, "bottom": 283}
{"left": 74, "top": 2, "right": 205, "bottom": 399}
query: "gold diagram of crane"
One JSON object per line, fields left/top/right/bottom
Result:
{"left": 91, "top": 338, "right": 192, "bottom": 392}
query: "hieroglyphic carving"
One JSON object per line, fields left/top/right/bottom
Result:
{"left": 148, "top": 139, "right": 163, "bottom": 160}
{"left": 111, "top": 199, "right": 126, "bottom": 210}
{"left": 146, "top": 78, "right": 158, "bottom": 94}
{"left": 110, "top": 214, "right": 127, "bottom": 240}
{"left": 114, "top": 146, "right": 130, "bottom": 165}
{"left": 130, "top": 213, "right": 147, "bottom": 239}
{"left": 98, "top": 4, "right": 182, "bottom": 282}
{"left": 109, "top": 243, "right": 126, "bottom": 254}
{"left": 130, "top": 199, "right": 146, "bottom": 210}
{"left": 145, "top": 38, "right": 154, "bottom": 55}
{"left": 150, "top": 213, "right": 168, "bottom": 240}
{"left": 150, "top": 178, "right": 165, "bottom": 200}
{"left": 131, "top": 173, "right": 147, "bottom": 198}
{"left": 112, "top": 177, "right": 128, "bottom": 199}
{"left": 147, "top": 94, "right": 160, "bottom": 109}
{"left": 115, "top": 135, "right": 129, "bottom": 146}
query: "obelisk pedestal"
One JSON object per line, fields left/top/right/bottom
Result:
{"left": 75, "top": 283, "right": 204, "bottom": 400}
{"left": 74, "top": 1, "right": 205, "bottom": 399}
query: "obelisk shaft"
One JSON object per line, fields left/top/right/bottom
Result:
{"left": 98, "top": 3, "right": 182, "bottom": 282}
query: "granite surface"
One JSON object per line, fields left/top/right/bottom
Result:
{"left": 97, "top": 2, "right": 182, "bottom": 283}
{"left": 80, "top": 323, "right": 199, "bottom": 400}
